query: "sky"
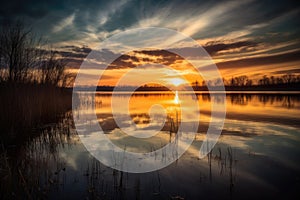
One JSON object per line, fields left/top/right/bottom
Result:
{"left": 0, "top": 0, "right": 299, "bottom": 86}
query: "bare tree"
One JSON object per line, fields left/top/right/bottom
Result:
{"left": 0, "top": 21, "right": 42, "bottom": 82}
{"left": 229, "top": 75, "right": 249, "bottom": 86}
{"left": 0, "top": 21, "right": 71, "bottom": 87}
{"left": 282, "top": 74, "right": 296, "bottom": 84}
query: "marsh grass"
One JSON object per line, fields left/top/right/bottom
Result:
{"left": 207, "top": 146, "right": 238, "bottom": 195}
{"left": 0, "top": 83, "right": 72, "bottom": 145}
{"left": 0, "top": 111, "right": 75, "bottom": 199}
{"left": 0, "top": 82, "right": 73, "bottom": 199}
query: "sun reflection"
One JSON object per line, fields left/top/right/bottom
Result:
{"left": 174, "top": 91, "right": 180, "bottom": 104}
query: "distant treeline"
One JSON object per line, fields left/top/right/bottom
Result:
{"left": 90, "top": 74, "right": 300, "bottom": 91}
{"left": 95, "top": 85, "right": 170, "bottom": 91}
{"left": 227, "top": 74, "right": 300, "bottom": 86}
{"left": 192, "top": 74, "right": 300, "bottom": 91}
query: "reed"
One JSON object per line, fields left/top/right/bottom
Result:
{"left": 0, "top": 83, "right": 72, "bottom": 146}
{"left": 0, "top": 107, "right": 74, "bottom": 199}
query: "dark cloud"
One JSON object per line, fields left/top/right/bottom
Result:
{"left": 61, "top": 48, "right": 122, "bottom": 69}
{"left": 162, "top": 41, "right": 259, "bottom": 58}
{"left": 62, "top": 45, "right": 92, "bottom": 54}
{"left": 204, "top": 41, "right": 258, "bottom": 55}
{"left": 100, "top": 49, "right": 181, "bottom": 70}
{"left": 216, "top": 50, "right": 300, "bottom": 70}
{"left": 53, "top": 46, "right": 91, "bottom": 60}
{"left": 62, "top": 42, "right": 299, "bottom": 71}
{"left": 0, "top": 0, "right": 52, "bottom": 19}
{"left": 1, "top": 0, "right": 299, "bottom": 47}
{"left": 108, "top": 56, "right": 135, "bottom": 69}
{"left": 271, "top": 68, "right": 300, "bottom": 75}
{"left": 193, "top": 0, "right": 300, "bottom": 40}
{"left": 1, "top": 0, "right": 299, "bottom": 74}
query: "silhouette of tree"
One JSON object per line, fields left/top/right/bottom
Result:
{"left": 223, "top": 73, "right": 300, "bottom": 89}
{"left": 0, "top": 21, "right": 73, "bottom": 87}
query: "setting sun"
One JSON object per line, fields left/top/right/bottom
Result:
{"left": 1, "top": 0, "right": 299, "bottom": 199}
{"left": 169, "top": 78, "right": 186, "bottom": 86}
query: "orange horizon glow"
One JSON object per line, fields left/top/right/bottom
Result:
{"left": 68, "top": 48, "right": 300, "bottom": 87}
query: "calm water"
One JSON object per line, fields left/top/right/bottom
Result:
{"left": 1, "top": 92, "right": 300, "bottom": 199}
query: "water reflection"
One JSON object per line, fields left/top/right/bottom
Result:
{"left": 1, "top": 92, "right": 300, "bottom": 199}
{"left": 226, "top": 93, "right": 300, "bottom": 108}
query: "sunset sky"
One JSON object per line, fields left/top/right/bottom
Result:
{"left": 0, "top": 0, "right": 299, "bottom": 86}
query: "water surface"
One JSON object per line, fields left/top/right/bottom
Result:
{"left": 1, "top": 92, "right": 300, "bottom": 199}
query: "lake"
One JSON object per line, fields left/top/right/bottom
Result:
{"left": 1, "top": 92, "right": 300, "bottom": 199}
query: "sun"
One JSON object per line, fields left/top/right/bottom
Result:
{"left": 169, "top": 78, "right": 185, "bottom": 86}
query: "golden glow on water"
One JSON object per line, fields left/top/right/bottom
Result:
{"left": 92, "top": 92, "right": 300, "bottom": 154}
{"left": 174, "top": 91, "right": 180, "bottom": 104}
{"left": 94, "top": 92, "right": 300, "bottom": 134}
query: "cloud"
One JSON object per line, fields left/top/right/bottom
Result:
{"left": 52, "top": 13, "right": 75, "bottom": 33}
{"left": 216, "top": 50, "right": 300, "bottom": 70}
{"left": 58, "top": 40, "right": 300, "bottom": 77}
{"left": 204, "top": 41, "right": 258, "bottom": 55}
{"left": 271, "top": 68, "right": 300, "bottom": 75}
{"left": 2, "top": 0, "right": 299, "bottom": 79}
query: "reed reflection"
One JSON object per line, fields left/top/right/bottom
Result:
{"left": 0, "top": 92, "right": 299, "bottom": 199}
